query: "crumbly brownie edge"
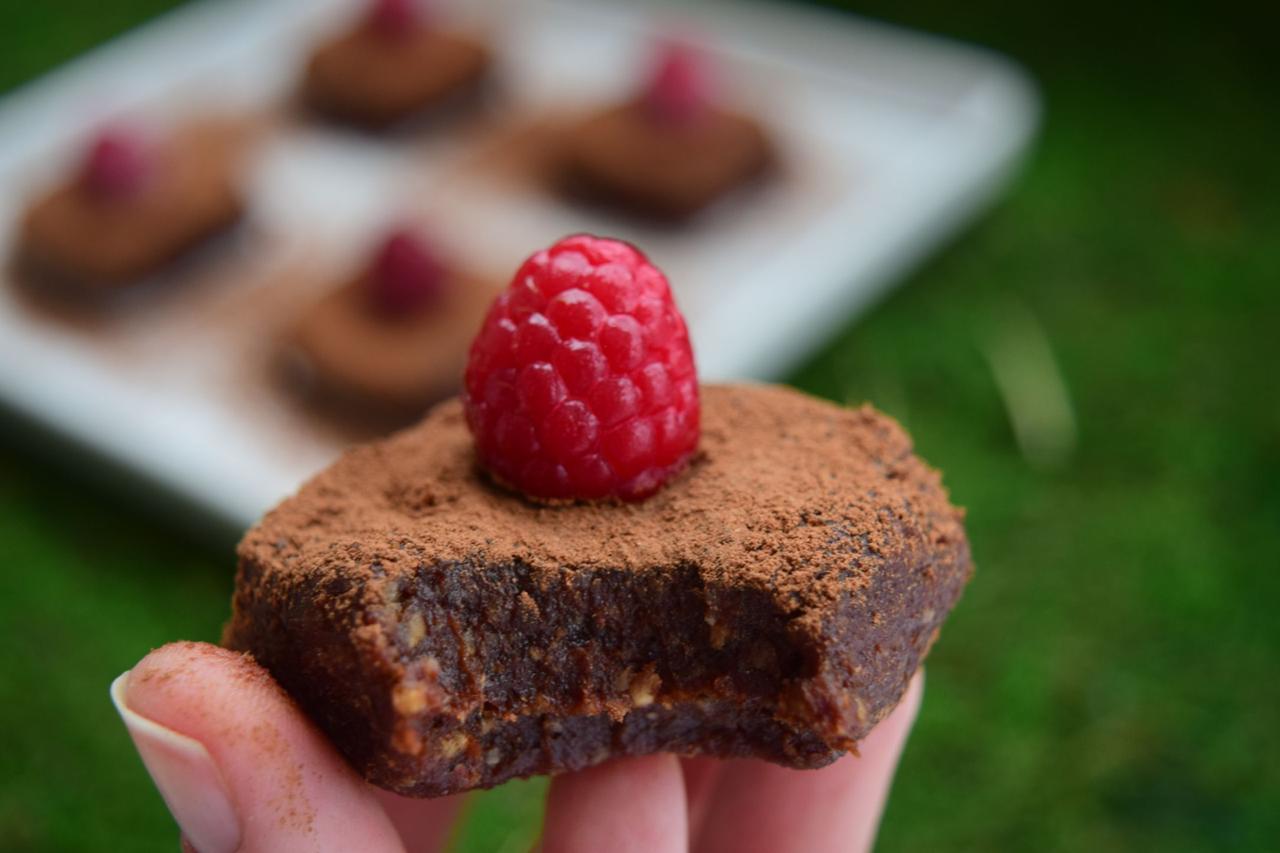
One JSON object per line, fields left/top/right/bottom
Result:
{"left": 224, "top": 533, "right": 968, "bottom": 796}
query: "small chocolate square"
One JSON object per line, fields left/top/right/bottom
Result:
{"left": 562, "top": 103, "right": 773, "bottom": 220}
{"left": 303, "top": 26, "right": 491, "bottom": 128}
{"left": 281, "top": 271, "right": 498, "bottom": 425}
{"left": 15, "top": 124, "right": 242, "bottom": 294}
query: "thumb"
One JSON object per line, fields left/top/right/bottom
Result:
{"left": 112, "top": 641, "right": 405, "bottom": 853}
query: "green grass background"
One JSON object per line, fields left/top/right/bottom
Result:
{"left": 1, "top": 1, "right": 1277, "bottom": 850}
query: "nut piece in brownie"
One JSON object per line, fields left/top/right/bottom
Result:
{"left": 14, "top": 122, "right": 244, "bottom": 298}
{"left": 227, "top": 236, "right": 971, "bottom": 797}
{"left": 302, "top": 0, "right": 492, "bottom": 129}
{"left": 560, "top": 41, "right": 773, "bottom": 220}
{"left": 280, "top": 226, "right": 499, "bottom": 427}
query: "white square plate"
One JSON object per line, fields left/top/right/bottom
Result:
{"left": 0, "top": 0, "right": 1037, "bottom": 532}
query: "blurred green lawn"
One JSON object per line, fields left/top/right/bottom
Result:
{"left": 1, "top": 1, "right": 1277, "bottom": 850}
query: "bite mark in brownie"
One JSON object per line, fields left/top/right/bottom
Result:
{"left": 226, "top": 384, "right": 972, "bottom": 796}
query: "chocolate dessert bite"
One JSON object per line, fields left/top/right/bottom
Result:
{"left": 14, "top": 122, "right": 244, "bottom": 297}
{"left": 281, "top": 226, "right": 497, "bottom": 425}
{"left": 561, "top": 41, "right": 774, "bottom": 220}
{"left": 229, "top": 235, "right": 971, "bottom": 797}
{"left": 302, "top": 0, "right": 492, "bottom": 129}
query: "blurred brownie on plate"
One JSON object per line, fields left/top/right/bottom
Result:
{"left": 281, "top": 226, "right": 496, "bottom": 426}
{"left": 14, "top": 122, "right": 244, "bottom": 298}
{"left": 561, "top": 41, "right": 774, "bottom": 220}
{"left": 302, "top": 0, "right": 492, "bottom": 129}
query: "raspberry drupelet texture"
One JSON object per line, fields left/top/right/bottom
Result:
{"left": 464, "top": 235, "right": 699, "bottom": 502}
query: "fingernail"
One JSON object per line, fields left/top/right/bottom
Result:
{"left": 110, "top": 671, "right": 241, "bottom": 853}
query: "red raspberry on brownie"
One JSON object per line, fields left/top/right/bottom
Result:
{"left": 366, "top": 227, "right": 447, "bottom": 316}
{"left": 366, "top": 0, "right": 423, "bottom": 38}
{"left": 81, "top": 127, "right": 155, "bottom": 201}
{"left": 464, "top": 234, "right": 699, "bottom": 502}
{"left": 643, "top": 41, "right": 712, "bottom": 126}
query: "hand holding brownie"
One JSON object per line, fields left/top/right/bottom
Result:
{"left": 113, "top": 234, "right": 967, "bottom": 850}
{"left": 113, "top": 642, "right": 921, "bottom": 852}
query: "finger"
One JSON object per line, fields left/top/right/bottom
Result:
{"left": 542, "top": 754, "right": 688, "bottom": 853}
{"left": 694, "top": 671, "right": 924, "bottom": 853}
{"left": 112, "top": 641, "right": 406, "bottom": 853}
{"left": 680, "top": 757, "right": 722, "bottom": 839}
{"left": 372, "top": 788, "right": 467, "bottom": 853}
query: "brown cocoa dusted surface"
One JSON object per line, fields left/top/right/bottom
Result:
{"left": 226, "top": 384, "right": 972, "bottom": 796}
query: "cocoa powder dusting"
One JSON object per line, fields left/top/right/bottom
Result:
{"left": 237, "top": 384, "right": 966, "bottom": 627}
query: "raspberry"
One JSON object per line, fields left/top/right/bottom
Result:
{"left": 82, "top": 127, "right": 153, "bottom": 201}
{"left": 464, "top": 235, "right": 699, "bottom": 502}
{"left": 642, "top": 41, "right": 711, "bottom": 125}
{"left": 367, "top": 228, "right": 446, "bottom": 316}
{"left": 367, "top": 0, "right": 422, "bottom": 37}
